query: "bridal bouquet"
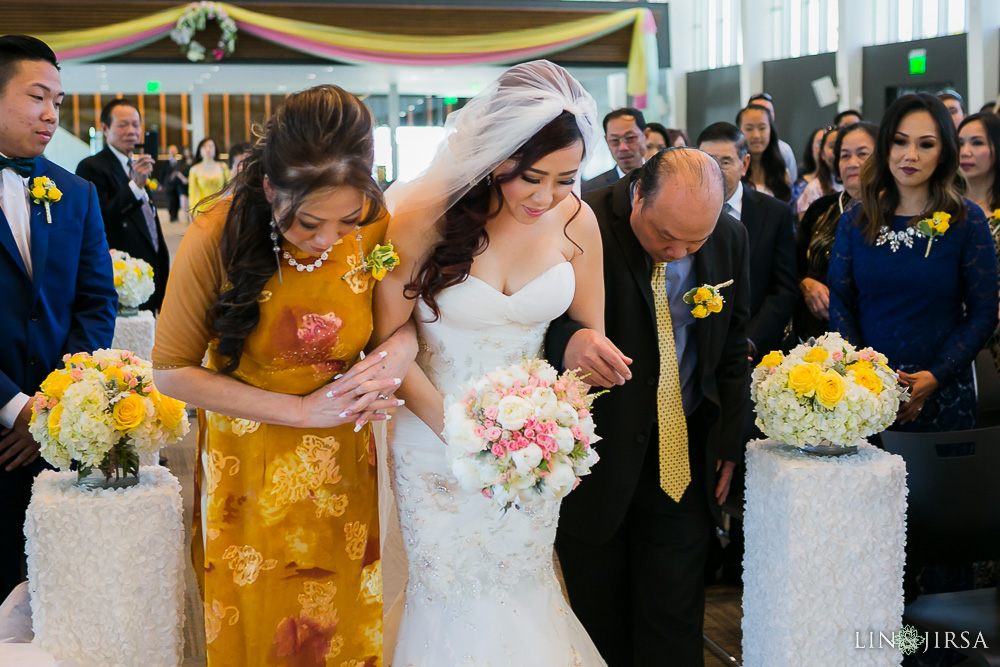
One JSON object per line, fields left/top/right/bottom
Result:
{"left": 29, "top": 349, "right": 190, "bottom": 485}
{"left": 110, "top": 249, "right": 155, "bottom": 310}
{"left": 443, "top": 358, "right": 601, "bottom": 509}
{"left": 751, "top": 332, "right": 909, "bottom": 450}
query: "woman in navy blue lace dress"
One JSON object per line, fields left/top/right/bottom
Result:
{"left": 829, "top": 93, "right": 999, "bottom": 432}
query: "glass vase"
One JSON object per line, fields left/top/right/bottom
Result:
{"left": 77, "top": 439, "right": 140, "bottom": 489}
{"left": 798, "top": 439, "right": 858, "bottom": 457}
{"left": 117, "top": 305, "right": 140, "bottom": 317}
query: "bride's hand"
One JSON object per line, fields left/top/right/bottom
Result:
{"left": 298, "top": 369, "right": 402, "bottom": 429}
{"left": 563, "top": 329, "right": 633, "bottom": 387}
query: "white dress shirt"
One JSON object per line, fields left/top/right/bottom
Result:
{"left": 725, "top": 181, "right": 744, "bottom": 220}
{"left": 0, "top": 154, "right": 33, "bottom": 427}
{"left": 108, "top": 144, "right": 148, "bottom": 203}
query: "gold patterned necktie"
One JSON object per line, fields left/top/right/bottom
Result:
{"left": 651, "top": 262, "right": 690, "bottom": 502}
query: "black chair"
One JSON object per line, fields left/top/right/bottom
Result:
{"left": 881, "top": 427, "right": 1000, "bottom": 666}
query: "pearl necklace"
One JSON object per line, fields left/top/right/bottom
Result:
{"left": 282, "top": 248, "right": 329, "bottom": 272}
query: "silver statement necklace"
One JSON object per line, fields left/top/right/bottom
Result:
{"left": 269, "top": 218, "right": 329, "bottom": 278}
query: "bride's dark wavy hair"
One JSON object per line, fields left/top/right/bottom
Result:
{"left": 206, "top": 85, "right": 385, "bottom": 374}
{"left": 405, "top": 110, "right": 585, "bottom": 320}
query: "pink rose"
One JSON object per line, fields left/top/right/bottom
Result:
{"left": 69, "top": 369, "right": 82, "bottom": 381}
{"left": 481, "top": 488, "right": 493, "bottom": 499}
{"left": 517, "top": 436, "right": 529, "bottom": 449}
{"left": 474, "top": 424, "right": 486, "bottom": 438}
{"left": 580, "top": 435, "right": 590, "bottom": 447}
{"left": 524, "top": 428, "right": 536, "bottom": 440}
{"left": 831, "top": 350, "right": 843, "bottom": 361}
{"left": 485, "top": 426, "right": 502, "bottom": 441}
{"left": 519, "top": 387, "right": 533, "bottom": 398}
{"left": 485, "top": 406, "right": 499, "bottom": 420}
{"left": 570, "top": 426, "right": 584, "bottom": 440}
{"left": 542, "top": 450, "right": 552, "bottom": 460}
{"left": 484, "top": 419, "right": 495, "bottom": 429}
{"left": 578, "top": 409, "right": 590, "bottom": 419}
{"left": 572, "top": 477, "right": 581, "bottom": 490}
{"left": 768, "top": 367, "right": 778, "bottom": 375}
{"left": 491, "top": 443, "right": 505, "bottom": 457}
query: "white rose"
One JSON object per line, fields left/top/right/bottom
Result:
{"left": 496, "top": 395, "right": 535, "bottom": 431}
{"left": 511, "top": 443, "right": 544, "bottom": 474}
{"left": 508, "top": 365, "right": 530, "bottom": 386}
{"left": 481, "top": 390, "right": 502, "bottom": 408}
{"left": 451, "top": 458, "right": 484, "bottom": 491}
{"left": 542, "top": 461, "right": 577, "bottom": 500}
{"left": 532, "top": 363, "right": 558, "bottom": 385}
{"left": 554, "top": 426, "right": 576, "bottom": 453}
{"left": 528, "top": 387, "right": 557, "bottom": 419}
{"left": 554, "top": 402, "right": 579, "bottom": 428}
{"left": 443, "top": 401, "right": 468, "bottom": 427}
{"left": 578, "top": 415, "right": 596, "bottom": 438}
{"left": 446, "top": 419, "right": 486, "bottom": 454}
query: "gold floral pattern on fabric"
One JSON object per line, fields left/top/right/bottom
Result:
{"left": 223, "top": 545, "right": 277, "bottom": 586}
{"left": 314, "top": 488, "right": 350, "bottom": 518}
{"left": 207, "top": 528, "right": 221, "bottom": 541}
{"left": 344, "top": 522, "right": 368, "bottom": 561}
{"left": 298, "top": 580, "right": 340, "bottom": 627}
{"left": 204, "top": 449, "right": 240, "bottom": 494}
{"left": 204, "top": 600, "right": 239, "bottom": 644}
{"left": 359, "top": 560, "right": 382, "bottom": 605}
{"left": 325, "top": 634, "right": 345, "bottom": 660}
{"left": 263, "top": 435, "right": 345, "bottom": 524}
{"left": 343, "top": 253, "right": 374, "bottom": 295}
{"left": 231, "top": 418, "right": 261, "bottom": 436}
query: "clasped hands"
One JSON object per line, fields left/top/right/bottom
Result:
{"left": 0, "top": 398, "right": 40, "bottom": 472}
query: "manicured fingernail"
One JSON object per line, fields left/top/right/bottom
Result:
{"left": 386, "top": 414, "right": 393, "bottom": 420}
{"left": 326, "top": 391, "right": 334, "bottom": 398}
{"left": 334, "top": 374, "right": 343, "bottom": 380}
{"left": 359, "top": 351, "right": 366, "bottom": 360}
{"left": 393, "top": 378, "right": 402, "bottom": 385}
{"left": 379, "top": 351, "right": 387, "bottom": 358}
{"left": 354, "top": 422, "right": 363, "bottom": 432}
{"left": 339, "top": 410, "right": 350, "bottom": 418}
{"left": 395, "top": 399, "right": 405, "bottom": 406}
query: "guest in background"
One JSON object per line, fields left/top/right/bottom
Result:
{"left": 667, "top": 128, "right": 689, "bottom": 147}
{"left": 177, "top": 145, "right": 192, "bottom": 221}
{"left": 980, "top": 101, "right": 996, "bottom": 114}
{"left": 795, "top": 122, "right": 878, "bottom": 342}
{"left": 796, "top": 126, "right": 842, "bottom": 219}
{"left": 939, "top": 90, "right": 966, "bottom": 129}
{"left": 187, "top": 137, "right": 229, "bottom": 217}
{"left": 834, "top": 109, "right": 863, "bottom": 127}
{"left": 737, "top": 103, "right": 792, "bottom": 202}
{"left": 747, "top": 92, "right": 797, "bottom": 182}
{"left": 792, "top": 127, "right": 824, "bottom": 204}
{"left": 583, "top": 107, "right": 646, "bottom": 192}
{"left": 158, "top": 144, "right": 182, "bottom": 223}
{"left": 829, "top": 93, "right": 998, "bottom": 433}
{"left": 77, "top": 98, "right": 169, "bottom": 311}
{"left": 644, "top": 122, "right": 669, "bottom": 159}
{"left": 228, "top": 141, "right": 252, "bottom": 176}
{"left": 152, "top": 85, "right": 415, "bottom": 664}
{"left": 0, "top": 34, "right": 116, "bottom": 601}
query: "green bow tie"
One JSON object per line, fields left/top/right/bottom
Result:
{"left": 0, "top": 155, "right": 35, "bottom": 178}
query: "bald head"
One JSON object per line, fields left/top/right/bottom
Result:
{"left": 629, "top": 148, "right": 725, "bottom": 262}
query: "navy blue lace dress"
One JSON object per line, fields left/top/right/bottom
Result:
{"left": 828, "top": 200, "right": 999, "bottom": 432}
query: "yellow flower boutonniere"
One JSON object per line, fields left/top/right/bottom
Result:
{"left": 682, "top": 279, "right": 734, "bottom": 319}
{"left": 343, "top": 241, "right": 401, "bottom": 283}
{"left": 917, "top": 211, "right": 951, "bottom": 258}
{"left": 30, "top": 176, "right": 62, "bottom": 224}
{"left": 146, "top": 178, "right": 159, "bottom": 191}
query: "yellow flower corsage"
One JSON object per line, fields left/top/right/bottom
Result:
{"left": 342, "top": 241, "right": 400, "bottom": 283}
{"left": 146, "top": 178, "right": 159, "bottom": 191}
{"left": 917, "top": 211, "right": 950, "bottom": 258}
{"left": 30, "top": 176, "right": 62, "bottom": 224}
{"left": 682, "top": 279, "right": 734, "bottom": 319}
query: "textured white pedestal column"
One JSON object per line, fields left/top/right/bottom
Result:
{"left": 112, "top": 311, "right": 161, "bottom": 467}
{"left": 742, "top": 440, "right": 907, "bottom": 666}
{"left": 24, "top": 466, "right": 185, "bottom": 666}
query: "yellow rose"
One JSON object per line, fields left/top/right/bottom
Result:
{"left": 66, "top": 352, "right": 91, "bottom": 368}
{"left": 846, "top": 360, "right": 871, "bottom": 372}
{"left": 372, "top": 266, "right": 387, "bottom": 281}
{"left": 47, "top": 186, "right": 62, "bottom": 202}
{"left": 151, "top": 390, "right": 186, "bottom": 430}
{"left": 114, "top": 275, "right": 124, "bottom": 287}
{"left": 706, "top": 297, "right": 723, "bottom": 313}
{"left": 933, "top": 211, "right": 951, "bottom": 224}
{"left": 757, "top": 350, "right": 783, "bottom": 368}
{"left": 803, "top": 347, "right": 829, "bottom": 363}
{"left": 787, "top": 362, "right": 823, "bottom": 394}
{"left": 993, "top": 209, "right": 1000, "bottom": 220}
{"left": 852, "top": 367, "right": 883, "bottom": 395}
{"left": 691, "top": 304, "right": 709, "bottom": 319}
{"left": 693, "top": 287, "right": 712, "bottom": 303}
{"left": 30, "top": 185, "right": 46, "bottom": 200}
{"left": 815, "top": 370, "right": 846, "bottom": 408}
{"left": 47, "top": 402, "right": 64, "bottom": 439}
{"left": 103, "top": 366, "right": 125, "bottom": 389}
{"left": 41, "top": 370, "right": 74, "bottom": 400}
{"left": 113, "top": 393, "right": 146, "bottom": 432}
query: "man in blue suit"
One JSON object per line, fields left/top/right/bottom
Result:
{"left": 0, "top": 35, "right": 117, "bottom": 600}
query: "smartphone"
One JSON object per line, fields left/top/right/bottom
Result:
{"left": 140, "top": 130, "right": 159, "bottom": 162}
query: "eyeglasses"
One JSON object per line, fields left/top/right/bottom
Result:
{"left": 607, "top": 133, "right": 641, "bottom": 148}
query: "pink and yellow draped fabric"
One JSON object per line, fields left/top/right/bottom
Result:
{"left": 33, "top": 3, "right": 659, "bottom": 106}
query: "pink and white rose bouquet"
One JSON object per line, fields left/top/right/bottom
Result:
{"left": 443, "top": 358, "right": 602, "bottom": 509}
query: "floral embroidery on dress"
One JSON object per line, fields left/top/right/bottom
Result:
{"left": 314, "top": 488, "right": 349, "bottom": 518}
{"left": 344, "top": 522, "right": 368, "bottom": 560}
{"left": 343, "top": 253, "right": 374, "bottom": 295}
{"left": 360, "top": 560, "right": 382, "bottom": 604}
{"left": 298, "top": 580, "right": 339, "bottom": 627}
{"left": 297, "top": 312, "right": 342, "bottom": 344}
{"left": 222, "top": 545, "right": 277, "bottom": 586}
{"left": 204, "top": 600, "right": 239, "bottom": 644}
{"left": 265, "top": 435, "right": 344, "bottom": 519}
{"left": 325, "top": 634, "right": 345, "bottom": 660}
{"left": 230, "top": 418, "right": 260, "bottom": 436}
{"left": 204, "top": 449, "right": 240, "bottom": 494}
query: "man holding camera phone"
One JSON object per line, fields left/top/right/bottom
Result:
{"left": 77, "top": 98, "right": 169, "bottom": 311}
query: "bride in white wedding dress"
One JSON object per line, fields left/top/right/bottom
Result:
{"left": 372, "top": 61, "right": 630, "bottom": 666}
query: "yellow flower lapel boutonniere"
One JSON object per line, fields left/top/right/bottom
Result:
{"left": 682, "top": 279, "right": 734, "bottom": 319}
{"left": 989, "top": 209, "right": 1000, "bottom": 244}
{"left": 30, "top": 176, "right": 62, "bottom": 224}
{"left": 917, "top": 211, "right": 950, "bottom": 258}
{"left": 146, "top": 178, "right": 159, "bottom": 191}
{"left": 342, "top": 240, "right": 400, "bottom": 283}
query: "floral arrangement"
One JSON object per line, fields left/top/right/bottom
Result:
{"left": 171, "top": 2, "right": 238, "bottom": 62}
{"left": 917, "top": 211, "right": 950, "bottom": 257}
{"left": 683, "top": 279, "right": 734, "bottom": 319}
{"left": 30, "top": 176, "right": 61, "bottom": 225}
{"left": 989, "top": 209, "right": 1000, "bottom": 245}
{"left": 443, "top": 358, "right": 602, "bottom": 509}
{"left": 29, "top": 349, "right": 189, "bottom": 484}
{"left": 110, "top": 249, "right": 155, "bottom": 310}
{"left": 751, "top": 332, "right": 909, "bottom": 450}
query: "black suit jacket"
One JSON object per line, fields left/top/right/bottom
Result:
{"left": 581, "top": 167, "right": 622, "bottom": 194}
{"left": 546, "top": 177, "right": 751, "bottom": 541}
{"left": 738, "top": 187, "right": 798, "bottom": 359}
{"left": 76, "top": 146, "right": 170, "bottom": 311}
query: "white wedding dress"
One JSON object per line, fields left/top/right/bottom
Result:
{"left": 386, "top": 261, "right": 606, "bottom": 666}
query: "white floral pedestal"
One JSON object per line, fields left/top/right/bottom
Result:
{"left": 741, "top": 440, "right": 907, "bottom": 666}
{"left": 111, "top": 311, "right": 161, "bottom": 467}
{"left": 23, "top": 466, "right": 185, "bottom": 666}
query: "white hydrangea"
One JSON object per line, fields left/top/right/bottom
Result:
{"left": 110, "top": 249, "right": 155, "bottom": 309}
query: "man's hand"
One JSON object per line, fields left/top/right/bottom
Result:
{"left": 714, "top": 459, "right": 736, "bottom": 506}
{"left": 0, "top": 398, "right": 40, "bottom": 471}
{"left": 800, "top": 277, "right": 830, "bottom": 320}
{"left": 563, "top": 329, "right": 633, "bottom": 387}
{"left": 131, "top": 154, "right": 155, "bottom": 189}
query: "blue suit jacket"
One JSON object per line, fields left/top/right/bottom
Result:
{"left": 0, "top": 157, "right": 117, "bottom": 408}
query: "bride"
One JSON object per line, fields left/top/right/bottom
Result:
{"left": 373, "top": 61, "right": 629, "bottom": 665}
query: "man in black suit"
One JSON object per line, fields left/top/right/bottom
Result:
{"left": 547, "top": 148, "right": 751, "bottom": 666}
{"left": 582, "top": 107, "right": 648, "bottom": 193}
{"left": 77, "top": 98, "right": 169, "bottom": 311}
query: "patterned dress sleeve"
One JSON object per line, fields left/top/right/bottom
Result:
{"left": 827, "top": 206, "right": 865, "bottom": 347}
{"left": 926, "top": 204, "right": 1000, "bottom": 386}
{"left": 152, "top": 205, "right": 228, "bottom": 369}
